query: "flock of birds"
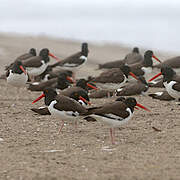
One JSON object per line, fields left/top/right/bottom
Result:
{"left": 3, "top": 43, "right": 180, "bottom": 144}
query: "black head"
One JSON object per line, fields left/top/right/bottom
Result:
{"left": 161, "top": 65, "right": 176, "bottom": 82}
{"left": 70, "top": 90, "right": 89, "bottom": 104}
{"left": 76, "top": 79, "right": 88, "bottom": 90}
{"left": 81, "top": 42, "right": 89, "bottom": 57}
{"left": 43, "top": 87, "right": 57, "bottom": 106}
{"left": 124, "top": 97, "right": 137, "bottom": 109}
{"left": 56, "top": 73, "right": 70, "bottom": 90}
{"left": 29, "top": 48, "right": 36, "bottom": 56}
{"left": 138, "top": 76, "right": 148, "bottom": 85}
{"left": 115, "top": 97, "right": 126, "bottom": 102}
{"left": 133, "top": 47, "right": 139, "bottom": 53}
{"left": 39, "top": 48, "right": 50, "bottom": 62}
{"left": 12, "top": 61, "right": 26, "bottom": 74}
{"left": 143, "top": 50, "right": 153, "bottom": 67}
{"left": 120, "top": 65, "right": 131, "bottom": 77}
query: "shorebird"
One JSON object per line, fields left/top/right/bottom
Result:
{"left": 6, "top": 61, "right": 28, "bottom": 100}
{"left": 115, "top": 76, "right": 149, "bottom": 96}
{"left": 129, "top": 50, "right": 161, "bottom": 80}
{"left": 32, "top": 87, "right": 88, "bottom": 133}
{"left": 153, "top": 56, "right": 180, "bottom": 73}
{"left": 85, "top": 97, "right": 150, "bottom": 144}
{"left": 5, "top": 48, "right": 37, "bottom": 71}
{"left": 28, "top": 73, "right": 73, "bottom": 91}
{"left": 149, "top": 91, "right": 175, "bottom": 101}
{"left": 149, "top": 66, "right": 180, "bottom": 102}
{"left": 92, "top": 64, "right": 138, "bottom": 85}
{"left": 49, "top": 43, "right": 89, "bottom": 81}
{"left": 31, "top": 89, "right": 91, "bottom": 115}
{"left": 98, "top": 47, "right": 143, "bottom": 69}
{"left": 22, "top": 48, "right": 59, "bottom": 80}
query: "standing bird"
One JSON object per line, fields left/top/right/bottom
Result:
{"left": 32, "top": 88, "right": 88, "bottom": 133}
{"left": 129, "top": 50, "right": 161, "bottom": 80}
{"left": 31, "top": 89, "right": 91, "bottom": 115}
{"left": 5, "top": 48, "right": 37, "bottom": 71}
{"left": 85, "top": 97, "right": 150, "bottom": 144}
{"left": 149, "top": 66, "right": 180, "bottom": 101}
{"left": 23, "top": 48, "right": 59, "bottom": 80}
{"left": 6, "top": 61, "right": 28, "bottom": 99}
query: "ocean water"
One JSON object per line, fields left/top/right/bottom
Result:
{"left": 1, "top": 0, "right": 180, "bottom": 53}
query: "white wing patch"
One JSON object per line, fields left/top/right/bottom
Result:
{"left": 91, "top": 108, "right": 133, "bottom": 128}
{"left": 48, "top": 100, "right": 79, "bottom": 121}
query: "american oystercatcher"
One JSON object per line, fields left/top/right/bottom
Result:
{"left": 149, "top": 91, "right": 175, "bottom": 101}
{"left": 32, "top": 87, "right": 88, "bottom": 133}
{"left": 31, "top": 89, "right": 91, "bottom": 115}
{"left": 5, "top": 48, "right": 37, "bottom": 71}
{"left": 6, "top": 61, "right": 28, "bottom": 100}
{"left": 149, "top": 66, "right": 180, "bottom": 102}
{"left": 6, "top": 60, "right": 28, "bottom": 87}
{"left": 28, "top": 73, "right": 73, "bottom": 91}
{"left": 98, "top": 47, "right": 143, "bottom": 69}
{"left": 60, "top": 79, "right": 98, "bottom": 97}
{"left": 23, "top": 48, "right": 59, "bottom": 78}
{"left": 92, "top": 64, "right": 138, "bottom": 85}
{"left": 129, "top": 50, "right": 161, "bottom": 79}
{"left": 115, "top": 76, "right": 149, "bottom": 96}
{"left": 153, "top": 56, "right": 180, "bottom": 73}
{"left": 85, "top": 97, "right": 150, "bottom": 144}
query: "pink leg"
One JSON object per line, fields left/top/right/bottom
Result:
{"left": 110, "top": 128, "right": 115, "bottom": 145}
{"left": 58, "top": 120, "right": 64, "bottom": 134}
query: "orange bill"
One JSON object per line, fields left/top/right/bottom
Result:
{"left": 79, "top": 96, "right": 91, "bottom": 105}
{"left": 32, "top": 93, "right": 45, "bottom": 104}
{"left": 20, "top": 65, "right": 27, "bottom": 75}
{"left": 129, "top": 72, "right": 138, "bottom": 80}
{"left": 148, "top": 72, "right": 162, "bottom": 82}
{"left": 152, "top": 55, "right": 161, "bottom": 63}
{"left": 48, "top": 52, "right": 61, "bottom": 61}
{"left": 66, "top": 76, "right": 74, "bottom": 83}
{"left": 136, "top": 103, "right": 150, "bottom": 112}
{"left": 87, "top": 83, "right": 98, "bottom": 90}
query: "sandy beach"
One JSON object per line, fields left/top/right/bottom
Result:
{"left": 0, "top": 33, "right": 180, "bottom": 180}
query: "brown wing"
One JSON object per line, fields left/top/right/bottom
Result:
{"left": 54, "top": 95, "right": 87, "bottom": 114}
{"left": 89, "top": 89, "right": 114, "bottom": 98}
{"left": 22, "top": 56, "right": 43, "bottom": 67}
{"left": 129, "top": 63, "right": 144, "bottom": 76}
{"left": 98, "top": 60, "right": 125, "bottom": 69}
{"left": 154, "top": 56, "right": 180, "bottom": 68}
{"left": 116, "top": 81, "right": 148, "bottom": 96}
{"left": 93, "top": 68, "right": 125, "bottom": 83}
{"left": 124, "top": 53, "right": 143, "bottom": 65}
{"left": 88, "top": 101, "right": 130, "bottom": 119}
{"left": 28, "top": 78, "right": 57, "bottom": 91}
{"left": 60, "top": 87, "right": 82, "bottom": 97}
{"left": 16, "top": 53, "right": 34, "bottom": 61}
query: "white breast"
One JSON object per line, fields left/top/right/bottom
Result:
{"left": 27, "top": 60, "right": 48, "bottom": 76}
{"left": 7, "top": 70, "right": 28, "bottom": 87}
{"left": 91, "top": 108, "right": 133, "bottom": 128}
{"left": 141, "top": 67, "right": 152, "bottom": 80}
{"left": 164, "top": 81, "right": 180, "bottom": 100}
{"left": 48, "top": 100, "right": 79, "bottom": 121}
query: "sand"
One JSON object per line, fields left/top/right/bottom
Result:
{"left": 0, "top": 33, "right": 180, "bottom": 180}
